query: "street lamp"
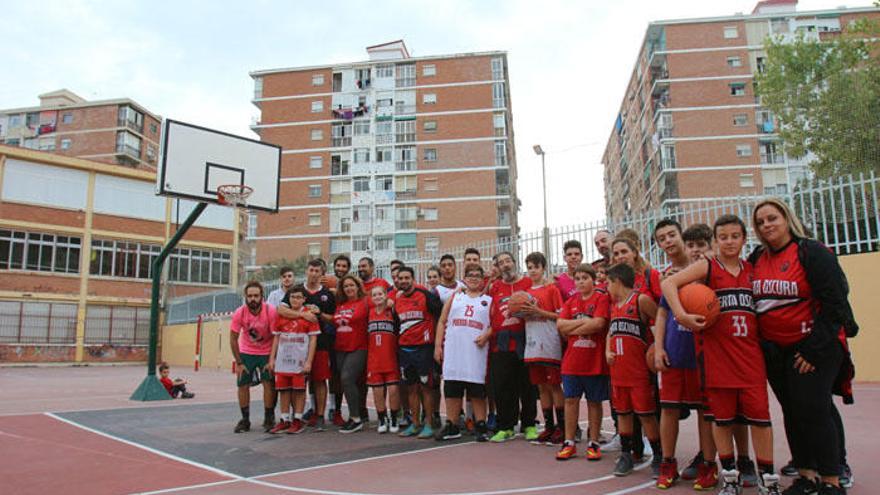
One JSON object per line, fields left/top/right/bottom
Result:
{"left": 533, "top": 145, "right": 550, "bottom": 256}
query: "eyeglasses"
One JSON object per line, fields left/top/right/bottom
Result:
{"left": 465, "top": 273, "right": 482, "bottom": 279}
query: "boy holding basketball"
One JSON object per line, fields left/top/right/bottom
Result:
{"left": 268, "top": 285, "right": 320, "bottom": 434}
{"left": 605, "top": 263, "right": 661, "bottom": 477}
{"left": 661, "top": 215, "right": 780, "bottom": 495}
{"left": 555, "top": 263, "right": 611, "bottom": 461}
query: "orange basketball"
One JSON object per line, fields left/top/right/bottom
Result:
{"left": 679, "top": 283, "right": 720, "bottom": 331}
{"left": 645, "top": 343, "right": 658, "bottom": 373}
{"left": 321, "top": 274, "right": 338, "bottom": 289}
{"left": 507, "top": 290, "right": 534, "bottom": 317}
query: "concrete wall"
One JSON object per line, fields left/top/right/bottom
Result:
{"left": 160, "top": 317, "right": 234, "bottom": 372}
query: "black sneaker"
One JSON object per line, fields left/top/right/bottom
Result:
{"left": 781, "top": 461, "right": 799, "bottom": 477}
{"left": 817, "top": 482, "right": 846, "bottom": 495}
{"left": 436, "top": 420, "right": 462, "bottom": 441}
{"left": 475, "top": 420, "right": 489, "bottom": 442}
{"left": 234, "top": 419, "right": 251, "bottom": 433}
{"left": 614, "top": 452, "right": 634, "bottom": 476}
{"left": 738, "top": 458, "right": 758, "bottom": 488}
{"left": 681, "top": 451, "right": 704, "bottom": 480}
{"left": 262, "top": 414, "right": 275, "bottom": 432}
{"left": 339, "top": 419, "right": 364, "bottom": 434}
{"left": 839, "top": 464, "right": 853, "bottom": 489}
{"left": 783, "top": 476, "right": 818, "bottom": 495}
{"left": 303, "top": 408, "right": 315, "bottom": 421}
{"left": 180, "top": 392, "right": 195, "bottom": 399}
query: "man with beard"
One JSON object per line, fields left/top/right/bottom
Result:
{"left": 359, "top": 257, "right": 391, "bottom": 294}
{"left": 333, "top": 255, "right": 352, "bottom": 279}
{"left": 435, "top": 254, "right": 465, "bottom": 305}
{"left": 487, "top": 251, "right": 538, "bottom": 442}
{"left": 230, "top": 281, "right": 279, "bottom": 433}
{"left": 266, "top": 266, "right": 295, "bottom": 308}
{"left": 591, "top": 230, "right": 612, "bottom": 270}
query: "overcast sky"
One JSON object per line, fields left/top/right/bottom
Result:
{"left": 2, "top": 0, "right": 865, "bottom": 233}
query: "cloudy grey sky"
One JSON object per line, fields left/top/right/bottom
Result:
{"left": 2, "top": 0, "right": 864, "bottom": 232}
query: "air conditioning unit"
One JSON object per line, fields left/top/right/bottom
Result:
{"left": 416, "top": 208, "right": 425, "bottom": 218}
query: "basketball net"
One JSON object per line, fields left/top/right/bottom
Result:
{"left": 217, "top": 184, "right": 253, "bottom": 208}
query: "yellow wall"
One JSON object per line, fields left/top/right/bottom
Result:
{"left": 160, "top": 252, "right": 880, "bottom": 379}
{"left": 160, "top": 317, "right": 234, "bottom": 371}
{"left": 840, "top": 252, "right": 880, "bottom": 382}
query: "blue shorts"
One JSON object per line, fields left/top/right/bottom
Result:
{"left": 562, "top": 374, "right": 610, "bottom": 402}
{"left": 398, "top": 345, "right": 438, "bottom": 387}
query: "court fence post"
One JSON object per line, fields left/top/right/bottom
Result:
{"left": 131, "top": 202, "right": 208, "bottom": 401}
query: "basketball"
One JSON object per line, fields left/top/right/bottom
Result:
{"left": 678, "top": 283, "right": 720, "bottom": 331}
{"left": 321, "top": 274, "right": 338, "bottom": 289}
{"left": 645, "top": 343, "right": 658, "bottom": 373}
{"left": 507, "top": 291, "right": 534, "bottom": 317}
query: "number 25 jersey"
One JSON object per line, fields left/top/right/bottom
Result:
{"left": 702, "top": 258, "right": 765, "bottom": 388}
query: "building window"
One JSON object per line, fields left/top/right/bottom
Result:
{"left": 493, "top": 113, "right": 506, "bottom": 137}
{"left": 61, "top": 113, "right": 73, "bottom": 124}
{"left": 424, "top": 236, "right": 440, "bottom": 254}
{"left": 423, "top": 178, "right": 438, "bottom": 191}
{"left": 395, "top": 176, "right": 418, "bottom": 195}
{"left": 395, "top": 120, "right": 416, "bottom": 143}
{"left": 353, "top": 121, "right": 370, "bottom": 136}
{"left": 375, "top": 64, "right": 394, "bottom": 78}
{"left": 352, "top": 206, "right": 369, "bottom": 223}
{"left": 308, "top": 185, "right": 322, "bottom": 198}
{"left": 422, "top": 208, "right": 438, "bottom": 221}
{"left": 353, "top": 177, "right": 370, "bottom": 192}
{"left": 60, "top": 139, "right": 72, "bottom": 150}
{"left": 116, "top": 131, "right": 141, "bottom": 156}
{"left": 354, "top": 148, "right": 370, "bottom": 163}
{"left": 254, "top": 77, "right": 263, "bottom": 99}
{"left": 311, "top": 129, "right": 323, "bottom": 141}
{"left": 492, "top": 82, "right": 506, "bottom": 108}
{"left": 150, "top": 123, "right": 158, "bottom": 134}
{"left": 247, "top": 213, "right": 257, "bottom": 238}
{"left": 494, "top": 140, "right": 508, "bottom": 166}
{"left": 491, "top": 57, "right": 504, "bottom": 80}
{"left": 330, "top": 238, "right": 350, "bottom": 254}
{"left": 331, "top": 156, "right": 349, "bottom": 176}
{"left": 422, "top": 93, "right": 437, "bottom": 105}
{"left": 724, "top": 26, "right": 738, "bottom": 39}
{"left": 396, "top": 64, "right": 416, "bottom": 87}
{"left": 423, "top": 148, "right": 438, "bottom": 162}
{"left": 422, "top": 64, "right": 436, "bottom": 77}
{"left": 0, "top": 230, "right": 81, "bottom": 274}
{"left": 375, "top": 235, "right": 393, "bottom": 251}
{"left": 736, "top": 144, "right": 752, "bottom": 157}
{"left": 739, "top": 173, "right": 755, "bottom": 188}
{"left": 375, "top": 147, "right": 392, "bottom": 162}
{"left": 352, "top": 236, "right": 369, "bottom": 252}
{"left": 423, "top": 120, "right": 437, "bottom": 132}
{"left": 376, "top": 175, "right": 393, "bottom": 191}
{"left": 308, "top": 243, "right": 321, "bottom": 257}
{"left": 117, "top": 106, "right": 144, "bottom": 132}
{"left": 310, "top": 156, "right": 323, "bottom": 169}
{"left": 308, "top": 213, "right": 321, "bottom": 226}
{"left": 727, "top": 56, "right": 742, "bottom": 68}
{"left": 733, "top": 114, "right": 748, "bottom": 126}
{"left": 729, "top": 83, "right": 746, "bottom": 96}
{"left": 312, "top": 74, "right": 325, "bottom": 86}
{"left": 311, "top": 101, "right": 324, "bottom": 113}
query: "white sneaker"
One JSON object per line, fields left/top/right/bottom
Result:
{"left": 642, "top": 437, "right": 653, "bottom": 457}
{"left": 389, "top": 422, "right": 399, "bottom": 434}
{"left": 377, "top": 421, "right": 388, "bottom": 434}
{"left": 602, "top": 433, "right": 622, "bottom": 452}
{"left": 719, "top": 468, "right": 742, "bottom": 495}
{"left": 759, "top": 473, "right": 781, "bottom": 495}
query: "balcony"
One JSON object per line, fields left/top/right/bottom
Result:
{"left": 117, "top": 118, "right": 143, "bottom": 134}
{"left": 395, "top": 160, "right": 416, "bottom": 172}
{"left": 757, "top": 120, "right": 776, "bottom": 134}
{"left": 396, "top": 188, "right": 417, "bottom": 199}
{"left": 394, "top": 104, "right": 416, "bottom": 115}
{"left": 116, "top": 144, "right": 141, "bottom": 159}
{"left": 395, "top": 133, "right": 416, "bottom": 144}
{"left": 331, "top": 106, "right": 368, "bottom": 120}
{"left": 760, "top": 154, "right": 784, "bottom": 165}
{"left": 661, "top": 156, "right": 676, "bottom": 170}
{"left": 395, "top": 220, "right": 416, "bottom": 230}
{"left": 395, "top": 77, "right": 416, "bottom": 88}
{"left": 356, "top": 78, "right": 371, "bottom": 90}
{"left": 658, "top": 126, "right": 673, "bottom": 139}
{"left": 331, "top": 137, "right": 352, "bottom": 147}
{"left": 376, "top": 134, "right": 393, "bottom": 145}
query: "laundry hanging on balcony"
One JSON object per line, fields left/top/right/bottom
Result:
{"left": 332, "top": 105, "right": 369, "bottom": 120}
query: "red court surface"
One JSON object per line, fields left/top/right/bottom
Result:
{"left": 1, "top": 365, "right": 877, "bottom": 495}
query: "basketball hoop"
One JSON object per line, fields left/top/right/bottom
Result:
{"left": 217, "top": 184, "right": 253, "bottom": 208}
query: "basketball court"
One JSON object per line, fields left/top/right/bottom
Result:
{"left": 0, "top": 365, "right": 876, "bottom": 495}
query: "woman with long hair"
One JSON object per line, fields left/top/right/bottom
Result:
{"left": 333, "top": 274, "right": 370, "bottom": 433}
{"left": 749, "top": 198, "right": 856, "bottom": 495}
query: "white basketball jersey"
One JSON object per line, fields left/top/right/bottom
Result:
{"left": 442, "top": 292, "right": 492, "bottom": 384}
{"left": 435, "top": 280, "right": 465, "bottom": 305}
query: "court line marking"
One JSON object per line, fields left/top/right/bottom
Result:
{"left": 133, "top": 479, "right": 242, "bottom": 495}
{"left": 44, "top": 412, "right": 243, "bottom": 481}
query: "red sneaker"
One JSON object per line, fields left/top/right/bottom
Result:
{"left": 550, "top": 427, "right": 564, "bottom": 445}
{"left": 306, "top": 415, "right": 318, "bottom": 428}
{"left": 693, "top": 461, "right": 719, "bottom": 491}
{"left": 287, "top": 418, "right": 305, "bottom": 434}
{"left": 533, "top": 428, "right": 554, "bottom": 445}
{"left": 556, "top": 443, "right": 577, "bottom": 460}
{"left": 585, "top": 443, "right": 602, "bottom": 461}
{"left": 269, "top": 420, "right": 291, "bottom": 434}
{"left": 656, "top": 459, "right": 680, "bottom": 489}
{"left": 332, "top": 411, "right": 345, "bottom": 427}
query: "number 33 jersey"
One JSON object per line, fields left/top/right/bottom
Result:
{"left": 702, "top": 258, "right": 765, "bottom": 388}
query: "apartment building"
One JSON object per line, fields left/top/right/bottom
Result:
{"left": 249, "top": 40, "right": 518, "bottom": 272}
{"left": 602, "top": 0, "right": 880, "bottom": 220}
{"left": 0, "top": 145, "right": 237, "bottom": 363}
{"left": 0, "top": 89, "right": 162, "bottom": 171}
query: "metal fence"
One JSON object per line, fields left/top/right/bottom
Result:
{"left": 164, "top": 172, "right": 879, "bottom": 324}
{"left": 0, "top": 302, "right": 151, "bottom": 345}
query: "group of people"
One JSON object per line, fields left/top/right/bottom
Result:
{"left": 226, "top": 198, "right": 857, "bottom": 495}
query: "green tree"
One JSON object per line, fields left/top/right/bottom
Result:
{"left": 249, "top": 255, "right": 309, "bottom": 282}
{"left": 755, "top": 18, "right": 880, "bottom": 178}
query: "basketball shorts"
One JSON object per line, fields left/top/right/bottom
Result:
{"left": 237, "top": 353, "right": 273, "bottom": 387}
{"left": 444, "top": 380, "right": 487, "bottom": 399}
{"left": 612, "top": 383, "right": 656, "bottom": 416}
{"left": 398, "top": 345, "right": 437, "bottom": 386}
{"left": 704, "top": 386, "right": 771, "bottom": 426}
{"left": 275, "top": 372, "right": 307, "bottom": 391}
{"left": 528, "top": 363, "right": 562, "bottom": 385}
{"left": 310, "top": 350, "right": 332, "bottom": 381}
{"left": 367, "top": 368, "right": 401, "bottom": 387}
{"left": 562, "top": 374, "right": 610, "bottom": 402}
{"left": 658, "top": 367, "right": 702, "bottom": 410}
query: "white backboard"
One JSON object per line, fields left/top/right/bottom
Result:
{"left": 156, "top": 119, "right": 281, "bottom": 212}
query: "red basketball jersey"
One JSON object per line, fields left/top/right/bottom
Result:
{"left": 703, "top": 258, "right": 765, "bottom": 388}
{"left": 634, "top": 268, "right": 662, "bottom": 303}
{"left": 333, "top": 298, "right": 369, "bottom": 352}
{"left": 751, "top": 242, "right": 814, "bottom": 346}
{"left": 608, "top": 292, "right": 652, "bottom": 386}
{"left": 559, "top": 290, "right": 611, "bottom": 376}
{"left": 488, "top": 276, "right": 533, "bottom": 353}
{"left": 367, "top": 306, "right": 398, "bottom": 373}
